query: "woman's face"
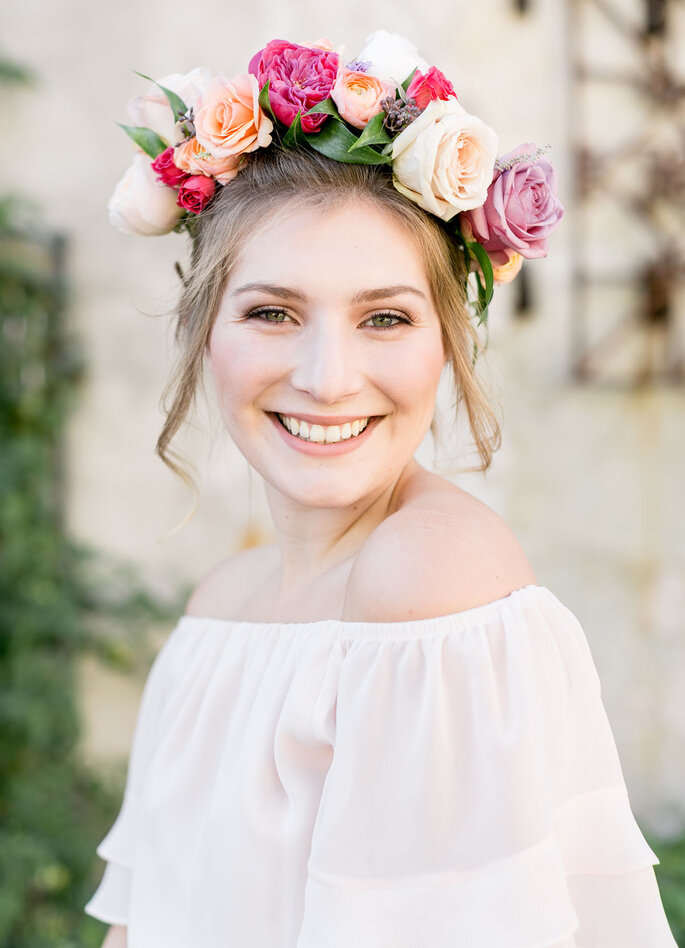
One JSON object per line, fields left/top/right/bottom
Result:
{"left": 206, "top": 198, "right": 446, "bottom": 509}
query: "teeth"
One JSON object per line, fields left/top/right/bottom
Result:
{"left": 277, "top": 414, "right": 370, "bottom": 443}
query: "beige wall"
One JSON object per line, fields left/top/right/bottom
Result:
{"left": 5, "top": 0, "right": 684, "bottom": 837}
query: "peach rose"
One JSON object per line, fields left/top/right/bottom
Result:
{"left": 126, "top": 68, "right": 211, "bottom": 146}
{"left": 174, "top": 138, "right": 242, "bottom": 184}
{"left": 492, "top": 249, "right": 523, "bottom": 284}
{"left": 331, "top": 68, "right": 394, "bottom": 129}
{"left": 194, "top": 73, "right": 273, "bottom": 159}
{"left": 108, "top": 153, "right": 184, "bottom": 236}
{"left": 391, "top": 98, "right": 498, "bottom": 221}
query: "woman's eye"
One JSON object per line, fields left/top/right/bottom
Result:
{"left": 247, "top": 308, "right": 290, "bottom": 323}
{"left": 365, "top": 312, "right": 409, "bottom": 329}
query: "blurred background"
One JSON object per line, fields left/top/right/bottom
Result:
{"left": 2, "top": 0, "right": 684, "bottom": 944}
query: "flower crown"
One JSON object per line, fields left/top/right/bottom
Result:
{"left": 110, "top": 30, "right": 564, "bottom": 326}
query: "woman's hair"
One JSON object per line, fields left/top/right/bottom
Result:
{"left": 156, "top": 145, "right": 501, "bottom": 501}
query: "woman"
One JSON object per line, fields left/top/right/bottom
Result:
{"left": 86, "top": 32, "right": 677, "bottom": 948}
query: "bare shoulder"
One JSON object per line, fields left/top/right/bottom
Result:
{"left": 342, "top": 472, "right": 536, "bottom": 622}
{"left": 184, "top": 543, "right": 279, "bottom": 619}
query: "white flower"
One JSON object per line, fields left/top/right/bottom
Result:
{"left": 108, "top": 153, "right": 184, "bottom": 236}
{"left": 391, "top": 98, "right": 499, "bottom": 221}
{"left": 358, "top": 30, "right": 429, "bottom": 87}
{"left": 126, "top": 68, "right": 212, "bottom": 146}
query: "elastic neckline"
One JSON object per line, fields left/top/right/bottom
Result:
{"left": 176, "top": 583, "right": 549, "bottom": 640}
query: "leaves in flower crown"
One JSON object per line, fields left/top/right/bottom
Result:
{"left": 282, "top": 112, "right": 305, "bottom": 148}
{"left": 349, "top": 111, "right": 392, "bottom": 151}
{"left": 305, "top": 119, "right": 391, "bottom": 165}
{"left": 116, "top": 123, "right": 168, "bottom": 158}
{"left": 401, "top": 67, "right": 418, "bottom": 93}
{"left": 134, "top": 71, "right": 188, "bottom": 120}
{"left": 465, "top": 240, "right": 495, "bottom": 326}
{"left": 258, "top": 80, "right": 276, "bottom": 122}
{"left": 304, "top": 97, "right": 342, "bottom": 121}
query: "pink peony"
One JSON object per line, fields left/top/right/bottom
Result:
{"left": 461, "top": 143, "right": 564, "bottom": 263}
{"left": 406, "top": 67, "right": 456, "bottom": 110}
{"left": 151, "top": 147, "right": 189, "bottom": 188}
{"left": 248, "top": 39, "right": 339, "bottom": 133}
{"left": 177, "top": 174, "right": 216, "bottom": 214}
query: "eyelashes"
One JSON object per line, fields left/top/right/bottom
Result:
{"left": 242, "top": 306, "right": 417, "bottom": 330}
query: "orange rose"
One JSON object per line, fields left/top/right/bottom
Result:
{"left": 175, "top": 138, "right": 242, "bottom": 185}
{"left": 194, "top": 73, "right": 273, "bottom": 159}
{"left": 331, "top": 68, "right": 394, "bottom": 129}
{"left": 492, "top": 250, "right": 523, "bottom": 284}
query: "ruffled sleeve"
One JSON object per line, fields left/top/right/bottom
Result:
{"left": 296, "top": 586, "right": 677, "bottom": 948}
{"left": 84, "top": 627, "right": 179, "bottom": 925}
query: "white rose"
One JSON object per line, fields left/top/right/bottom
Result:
{"left": 126, "top": 67, "right": 212, "bottom": 146}
{"left": 358, "top": 30, "right": 429, "bottom": 87}
{"left": 391, "top": 98, "right": 499, "bottom": 221}
{"left": 108, "top": 153, "right": 184, "bottom": 236}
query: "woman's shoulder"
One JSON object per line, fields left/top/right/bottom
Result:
{"left": 342, "top": 470, "right": 537, "bottom": 622}
{"left": 183, "top": 542, "right": 280, "bottom": 619}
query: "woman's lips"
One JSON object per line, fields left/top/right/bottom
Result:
{"left": 268, "top": 412, "right": 381, "bottom": 456}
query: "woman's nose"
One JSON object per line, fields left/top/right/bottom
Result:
{"left": 288, "top": 322, "right": 364, "bottom": 404}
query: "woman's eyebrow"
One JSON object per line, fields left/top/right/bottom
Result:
{"left": 230, "top": 282, "right": 426, "bottom": 302}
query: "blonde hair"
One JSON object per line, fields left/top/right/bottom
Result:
{"left": 156, "top": 145, "right": 501, "bottom": 511}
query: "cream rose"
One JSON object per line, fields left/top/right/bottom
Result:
{"left": 331, "top": 68, "right": 394, "bottom": 129}
{"left": 358, "top": 30, "right": 429, "bottom": 86}
{"left": 391, "top": 98, "right": 499, "bottom": 221}
{"left": 108, "top": 153, "right": 184, "bottom": 236}
{"left": 174, "top": 138, "right": 242, "bottom": 184}
{"left": 194, "top": 73, "right": 273, "bottom": 159}
{"left": 127, "top": 68, "right": 211, "bottom": 146}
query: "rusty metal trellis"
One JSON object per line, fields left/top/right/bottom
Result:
{"left": 567, "top": 0, "right": 685, "bottom": 386}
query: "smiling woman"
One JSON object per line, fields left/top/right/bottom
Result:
{"left": 85, "top": 31, "right": 677, "bottom": 948}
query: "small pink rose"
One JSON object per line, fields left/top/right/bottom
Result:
{"left": 174, "top": 137, "right": 242, "bottom": 184}
{"left": 406, "top": 67, "right": 456, "bottom": 110}
{"left": 461, "top": 143, "right": 564, "bottom": 259}
{"left": 248, "top": 39, "right": 339, "bottom": 133}
{"left": 177, "top": 174, "right": 216, "bottom": 214}
{"left": 151, "top": 147, "right": 189, "bottom": 188}
{"left": 330, "top": 68, "right": 394, "bottom": 129}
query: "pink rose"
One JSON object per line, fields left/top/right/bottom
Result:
{"left": 194, "top": 73, "right": 273, "bottom": 160}
{"left": 461, "top": 143, "right": 564, "bottom": 261}
{"left": 174, "top": 137, "right": 242, "bottom": 185}
{"left": 126, "top": 68, "right": 211, "bottom": 146}
{"left": 406, "top": 67, "right": 456, "bottom": 110}
{"left": 177, "top": 174, "right": 216, "bottom": 214}
{"left": 330, "top": 68, "right": 394, "bottom": 129}
{"left": 151, "top": 147, "right": 189, "bottom": 188}
{"left": 109, "top": 153, "right": 184, "bottom": 236}
{"left": 248, "top": 39, "right": 339, "bottom": 133}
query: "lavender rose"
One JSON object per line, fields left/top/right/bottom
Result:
{"left": 248, "top": 39, "right": 339, "bottom": 133}
{"left": 462, "top": 143, "right": 564, "bottom": 263}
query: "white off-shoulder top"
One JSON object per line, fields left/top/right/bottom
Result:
{"left": 84, "top": 584, "right": 678, "bottom": 947}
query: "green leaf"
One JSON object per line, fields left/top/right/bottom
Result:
{"left": 258, "top": 80, "right": 276, "bottom": 122}
{"left": 466, "top": 240, "right": 494, "bottom": 309}
{"left": 134, "top": 71, "right": 188, "bottom": 119}
{"left": 306, "top": 120, "right": 392, "bottom": 165}
{"left": 401, "top": 67, "right": 418, "bottom": 93}
{"left": 116, "top": 123, "right": 168, "bottom": 158}
{"left": 304, "top": 97, "right": 342, "bottom": 120}
{"left": 349, "top": 111, "right": 392, "bottom": 151}
{"left": 282, "top": 112, "right": 304, "bottom": 148}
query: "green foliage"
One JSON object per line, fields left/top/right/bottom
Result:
{"left": 0, "top": 202, "right": 180, "bottom": 944}
{"left": 647, "top": 830, "right": 685, "bottom": 945}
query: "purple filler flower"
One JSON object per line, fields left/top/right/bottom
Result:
{"left": 462, "top": 142, "right": 564, "bottom": 264}
{"left": 248, "top": 39, "right": 339, "bottom": 133}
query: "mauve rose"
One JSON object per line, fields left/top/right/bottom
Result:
{"left": 462, "top": 143, "right": 564, "bottom": 261}
{"left": 127, "top": 68, "right": 211, "bottom": 146}
{"left": 177, "top": 174, "right": 216, "bottom": 214}
{"left": 406, "top": 67, "right": 456, "bottom": 110}
{"left": 248, "top": 39, "right": 339, "bottom": 133}
{"left": 109, "top": 153, "right": 184, "bottom": 236}
{"left": 151, "top": 147, "right": 189, "bottom": 188}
